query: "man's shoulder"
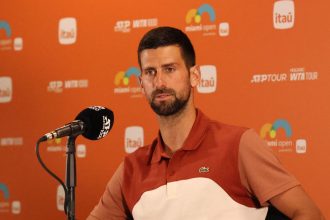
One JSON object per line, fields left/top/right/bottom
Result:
{"left": 207, "top": 118, "right": 249, "bottom": 136}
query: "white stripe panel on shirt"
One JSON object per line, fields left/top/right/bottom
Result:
{"left": 132, "top": 177, "right": 268, "bottom": 220}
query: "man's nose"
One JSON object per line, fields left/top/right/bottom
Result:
{"left": 154, "top": 71, "right": 166, "bottom": 88}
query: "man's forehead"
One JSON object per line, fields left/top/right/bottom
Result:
{"left": 140, "top": 45, "right": 183, "bottom": 67}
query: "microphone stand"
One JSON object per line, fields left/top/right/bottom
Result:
{"left": 66, "top": 135, "right": 77, "bottom": 220}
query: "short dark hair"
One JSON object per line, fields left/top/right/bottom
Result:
{"left": 137, "top": 26, "right": 196, "bottom": 69}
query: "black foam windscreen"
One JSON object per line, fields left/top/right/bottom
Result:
{"left": 75, "top": 106, "right": 114, "bottom": 140}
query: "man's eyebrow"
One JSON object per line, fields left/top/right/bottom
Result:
{"left": 142, "top": 63, "right": 178, "bottom": 70}
{"left": 161, "top": 63, "right": 178, "bottom": 68}
{"left": 142, "top": 66, "right": 156, "bottom": 71}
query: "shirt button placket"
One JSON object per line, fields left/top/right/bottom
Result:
{"left": 166, "top": 154, "right": 177, "bottom": 198}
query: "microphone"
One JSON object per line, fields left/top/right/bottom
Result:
{"left": 39, "top": 106, "right": 114, "bottom": 142}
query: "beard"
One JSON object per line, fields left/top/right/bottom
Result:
{"left": 150, "top": 86, "right": 191, "bottom": 116}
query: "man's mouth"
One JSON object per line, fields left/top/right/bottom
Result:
{"left": 154, "top": 93, "right": 172, "bottom": 101}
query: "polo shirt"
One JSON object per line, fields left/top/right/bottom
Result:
{"left": 88, "top": 109, "right": 300, "bottom": 220}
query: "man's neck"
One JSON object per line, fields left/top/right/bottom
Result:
{"left": 157, "top": 104, "right": 197, "bottom": 153}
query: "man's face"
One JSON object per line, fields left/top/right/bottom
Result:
{"left": 139, "top": 45, "right": 194, "bottom": 116}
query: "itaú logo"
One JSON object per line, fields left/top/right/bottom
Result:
{"left": 59, "top": 17, "right": 77, "bottom": 45}
{"left": 0, "top": 76, "right": 12, "bottom": 103}
{"left": 125, "top": 126, "right": 144, "bottom": 153}
{"left": 273, "top": 0, "right": 295, "bottom": 29}
{"left": 260, "top": 119, "right": 292, "bottom": 139}
{"left": 197, "top": 65, "right": 217, "bottom": 94}
{"left": 186, "top": 4, "right": 216, "bottom": 24}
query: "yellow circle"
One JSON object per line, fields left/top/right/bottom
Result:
{"left": 270, "top": 130, "right": 276, "bottom": 139}
{"left": 194, "top": 15, "right": 201, "bottom": 23}
{"left": 123, "top": 77, "right": 129, "bottom": 86}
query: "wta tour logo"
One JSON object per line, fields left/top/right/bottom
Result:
{"left": 185, "top": 3, "right": 229, "bottom": 36}
{"left": 0, "top": 183, "right": 21, "bottom": 214}
{"left": 260, "top": 119, "right": 307, "bottom": 153}
{"left": 0, "top": 21, "right": 23, "bottom": 51}
{"left": 114, "top": 67, "right": 142, "bottom": 97}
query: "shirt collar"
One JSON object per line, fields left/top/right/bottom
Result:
{"left": 150, "top": 108, "right": 210, "bottom": 164}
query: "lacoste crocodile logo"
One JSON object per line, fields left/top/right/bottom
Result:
{"left": 199, "top": 166, "right": 209, "bottom": 173}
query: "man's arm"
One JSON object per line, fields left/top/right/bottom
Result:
{"left": 87, "top": 162, "right": 131, "bottom": 220}
{"left": 238, "top": 129, "right": 325, "bottom": 219}
{"left": 269, "top": 185, "right": 325, "bottom": 220}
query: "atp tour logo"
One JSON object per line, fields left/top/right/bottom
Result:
{"left": 114, "top": 67, "right": 142, "bottom": 97}
{"left": 260, "top": 119, "right": 307, "bottom": 153}
{"left": 0, "top": 183, "right": 21, "bottom": 214}
{"left": 114, "top": 18, "right": 158, "bottom": 33}
{"left": 185, "top": 4, "right": 229, "bottom": 37}
{"left": 273, "top": 0, "right": 295, "bottom": 29}
{"left": 0, "top": 21, "right": 23, "bottom": 51}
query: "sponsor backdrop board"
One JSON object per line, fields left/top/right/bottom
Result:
{"left": 0, "top": 0, "right": 329, "bottom": 219}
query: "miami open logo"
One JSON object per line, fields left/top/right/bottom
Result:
{"left": 260, "top": 119, "right": 294, "bottom": 152}
{"left": 186, "top": 4, "right": 215, "bottom": 24}
{"left": 185, "top": 4, "right": 220, "bottom": 36}
{"left": 185, "top": 4, "right": 229, "bottom": 36}
{"left": 0, "top": 183, "right": 21, "bottom": 214}
{"left": 114, "top": 67, "right": 142, "bottom": 96}
{"left": 260, "top": 119, "right": 292, "bottom": 139}
{"left": 0, "top": 21, "right": 23, "bottom": 51}
{"left": 260, "top": 119, "right": 306, "bottom": 153}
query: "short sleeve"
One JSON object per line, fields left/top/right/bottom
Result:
{"left": 87, "top": 162, "right": 131, "bottom": 220}
{"left": 238, "top": 129, "right": 300, "bottom": 206}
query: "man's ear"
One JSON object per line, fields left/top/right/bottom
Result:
{"left": 189, "top": 65, "right": 200, "bottom": 87}
{"left": 139, "top": 76, "right": 145, "bottom": 94}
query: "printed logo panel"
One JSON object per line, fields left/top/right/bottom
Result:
{"left": 0, "top": 21, "right": 11, "bottom": 37}
{"left": 186, "top": 4, "right": 216, "bottom": 24}
{"left": 197, "top": 65, "right": 217, "bottom": 93}
{"left": 114, "top": 67, "right": 142, "bottom": 96}
{"left": 0, "top": 77, "right": 13, "bottom": 103}
{"left": 11, "top": 201, "right": 21, "bottom": 214}
{"left": 296, "top": 139, "right": 307, "bottom": 154}
{"left": 219, "top": 22, "right": 229, "bottom": 36}
{"left": 77, "top": 144, "right": 87, "bottom": 158}
{"left": 273, "top": 0, "right": 295, "bottom": 29}
{"left": 56, "top": 185, "right": 65, "bottom": 211}
{"left": 260, "top": 119, "right": 308, "bottom": 153}
{"left": 59, "top": 17, "right": 77, "bottom": 45}
{"left": 13, "top": 37, "right": 23, "bottom": 51}
{"left": 125, "top": 126, "right": 144, "bottom": 153}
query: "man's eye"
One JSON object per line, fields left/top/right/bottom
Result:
{"left": 164, "top": 67, "right": 175, "bottom": 73}
{"left": 145, "top": 69, "right": 156, "bottom": 75}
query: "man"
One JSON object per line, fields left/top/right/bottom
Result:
{"left": 87, "top": 27, "right": 324, "bottom": 220}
